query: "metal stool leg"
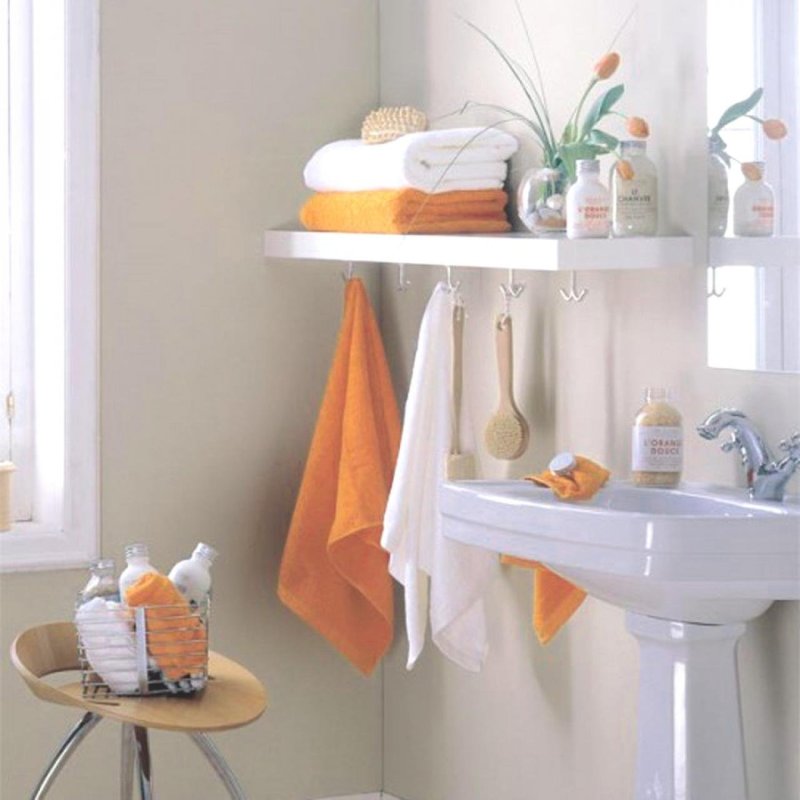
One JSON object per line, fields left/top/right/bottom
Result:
{"left": 190, "top": 733, "right": 247, "bottom": 799}
{"left": 30, "top": 712, "right": 101, "bottom": 799}
{"left": 120, "top": 724, "right": 135, "bottom": 799}
{"left": 133, "top": 726, "right": 153, "bottom": 800}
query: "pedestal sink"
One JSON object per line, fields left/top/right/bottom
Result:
{"left": 440, "top": 481, "right": 800, "bottom": 800}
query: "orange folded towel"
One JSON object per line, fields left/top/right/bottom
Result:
{"left": 125, "top": 573, "right": 207, "bottom": 679}
{"left": 503, "top": 456, "right": 611, "bottom": 644}
{"left": 300, "top": 189, "right": 511, "bottom": 234}
{"left": 278, "top": 278, "right": 401, "bottom": 675}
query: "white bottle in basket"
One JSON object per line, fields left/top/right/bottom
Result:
{"left": 119, "top": 543, "right": 159, "bottom": 601}
{"left": 168, "top": 543, "right": 217, "bottom": 607}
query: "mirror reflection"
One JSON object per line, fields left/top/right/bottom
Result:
{"left": 706, "top": 0, "right": 800, "bottom": 372}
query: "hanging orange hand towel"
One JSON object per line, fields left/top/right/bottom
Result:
{"left": 125, "top": 573, "right": 207, "bottom": 679}
{"left": 503, "top": 457, "right": 611, "bottom": 644}
{"left": 278, "top": 278, "right": 401, "bottom": 675}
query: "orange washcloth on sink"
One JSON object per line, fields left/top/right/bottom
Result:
{"left": 300, "top": 188, "right": 511, "bottom": 234}
{"left": 503, "top": 456, "right": 611, "bottom": 644}
{"left": 125, "top": 573, "right": 207, "bottom": 679}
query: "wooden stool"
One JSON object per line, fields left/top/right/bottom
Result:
{"left": 11, "top": 622, "right": 267, "bottom": 799}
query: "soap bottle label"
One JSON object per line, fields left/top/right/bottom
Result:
{"left": 632, "top": 426, "right": 683, "bottom": 472}
{"left": 614, "top": 177, "right": 657, "bottom": 233}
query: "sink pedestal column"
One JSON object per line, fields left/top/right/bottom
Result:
{"left": 626, "top": 612, "right": 747, "bottom": 800}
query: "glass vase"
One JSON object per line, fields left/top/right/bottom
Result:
{"left": 517, "top": 166, "right": 568, "bottom": 236}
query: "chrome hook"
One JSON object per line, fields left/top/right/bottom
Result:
{"left": 396, "top": 263, "right": 411, "bottom": 292}
{"left": 445, "top": 265, "right": 461, "bottom": 294}
{"left": 559, "top": 271, "right": 588, "bottom": 302}
{"left": 341, "top": 261, "right": 355, "bottom": 282}
{"left": 499, "top": 268, "right": 525, "bottom": 318}
{"left": 707, "top": 266, "right": 726, "bottom": 299}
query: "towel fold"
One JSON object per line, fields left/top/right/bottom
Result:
{"left": 301, "top": 188, "right": 511, "bottom": 234}
{"left": 304, "top": 128, "right": 519, "bottom": 194}
{"left": 278, "top": 278, "right": 400, "bottom": 676}
{"left": 382, "top": 284, "right": 499, "bottom": 672}
{"left": 502, "top": 457, "right": 610, "bottom": 644}
{"left": 125, "top": 573, "right": 207, "bottom": 680}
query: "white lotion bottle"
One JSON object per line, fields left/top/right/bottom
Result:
{"left": 611, "top": 140, "right": 658, "bottom": 236}
{"left": 118, "top": 543, "right": 159, "bottom": 600}
{"left": 566, "top": 159, "right": 610, "bottom": 239}
{"left": 733, "top": 162, "right": 775, "bottom": 236}
{"left": 168, "top": 543, "right": 218, "bottom": 606}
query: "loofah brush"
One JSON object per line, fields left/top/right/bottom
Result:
{"left": 445, "top": 302, "right": 476, "bottom": 480}
{"left": 484, "top": 314, "right": 529, "bottom": 460}
{"left": 361, "top": 106, "right": 428, "bottom": 144}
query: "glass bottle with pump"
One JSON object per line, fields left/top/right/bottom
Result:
{"left": 168, "top": 543, "right": 217, "bottom": 607}
{"left": 611, "top": 140, "right": 658, "bottom": 236}
{"left": 118, "top": 543, "right": 159, "bottom": 601}
{"left": 566, "top": 159, "right": 610, "bottom": 239}
{"left": 631, "top": 388, "right": 683, "bottom": 488}
{"left": 79, "top": 558, "right": 119, "bottom": 604}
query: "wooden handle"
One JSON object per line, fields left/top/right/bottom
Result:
{"left": 495, "top": 314, "right": 514, "bottom": 409}
{"left": 450, "top": 303, "right": 465, "bottom": 455}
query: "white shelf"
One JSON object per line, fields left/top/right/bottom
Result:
{"left": 709, "top": 236, "right": 799, "bottom": 268}
{"left": 263, "top": 229, "right": 695, "bottom": 272}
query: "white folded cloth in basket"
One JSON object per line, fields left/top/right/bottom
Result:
{"left": 303, "top": 128, "right": 519, "bottom": 194}
{"left": 75, "top": 597, "right": 139, "bottom": 695}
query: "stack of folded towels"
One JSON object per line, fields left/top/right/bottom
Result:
{"left": 301, "top": 128, "right": 519, "bottom": 234}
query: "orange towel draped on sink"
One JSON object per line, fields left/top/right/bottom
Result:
{"left": 278, "top": 278, "right": 401, "bottom": 675}
{"left": 503, "top": 457, "right": 611, "bottom": 644}
{"left": 300, "top": 188, "right": 511, "bottom": 234}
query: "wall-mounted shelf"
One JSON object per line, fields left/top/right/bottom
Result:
{"left": 263, "top": 229, "right": 695, "bottom": 272}
{"left": 709, "top": 236, "right": 799, "bottom": 268}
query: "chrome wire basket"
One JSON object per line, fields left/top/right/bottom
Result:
{"left": 75, "top": 599, "right": 209, "bottom": 698}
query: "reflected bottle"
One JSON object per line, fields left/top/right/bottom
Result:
{"left": 733, "top": 161, "right": 775, "bottom": 237}
{"left": 708, "top": 139, "right": 730, "bottom": 237}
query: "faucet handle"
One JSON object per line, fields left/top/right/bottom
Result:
{"left": 720, "top": 432, "right": 740, "bottom": 454}
{"left": 778, "top": 433, "right": 800, "bottom": 459}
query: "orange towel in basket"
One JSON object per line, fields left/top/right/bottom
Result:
{"left": 125, "top": 573, "right": 207, "bottom": 680}
{"left": 278, "top": 278, "right": 400, "bottom": 675}
{"left": 300, "top": 188, "right": 511, "bottom": 234}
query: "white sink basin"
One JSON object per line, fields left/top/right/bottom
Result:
{"left": 440, "top": 480, "right": 800, "bottom": 623}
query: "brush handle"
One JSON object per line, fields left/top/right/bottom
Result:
{"left": 450, "top": 303, "right": 465, "bottom": 456}
{"left": 495, "top": 314, "right": 515, "bottom": 410}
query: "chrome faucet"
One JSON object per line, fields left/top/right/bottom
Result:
{"left": 697, "top": 409, "right": 800, "bottom": 501}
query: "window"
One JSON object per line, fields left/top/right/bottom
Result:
{"left": 1, "top": 0, "right": 98, "bottom": 570}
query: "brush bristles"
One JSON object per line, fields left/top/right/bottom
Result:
{"left": 361, "top": 106, "right": 428, "bottom": 144}
{"left": 484, "top": 414, "right": 527, "bottom": 460}
{"left": 445, "top": 452, "right": 476, "bottom": 481}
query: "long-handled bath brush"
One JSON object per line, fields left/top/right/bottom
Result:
{"left": 445, "top": 302, "right": 476, "bottom": 480}
{"left": 484, "top": 314, "right": 529, "bottom": 460}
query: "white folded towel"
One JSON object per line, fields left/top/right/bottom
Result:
{"left": 76, "top": 597, "right": 140, "bottom": 695}
{"left": 381, "top": 283, "right": 499, "bottom": 672}
{"left": 304, "top": 128, "right": 519, "bottom": 194}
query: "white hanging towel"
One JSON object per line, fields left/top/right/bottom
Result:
{"left": 303, "top": 128, "right": 519, "bottom": 194}
{"left": 382, "top": 283, "right": 499, "bottom": 671}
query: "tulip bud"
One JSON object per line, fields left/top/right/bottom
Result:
{"left": 593, "top": 52, "right": 620, "bottom": 80}
{"left": 762, "top": 118, "right": 788, "bottom": 140}
{"left": 626, "top": 116, "right": 650, "bottom": 138}
{"left": 741, "top": 162, "right": 762, "bottom": 181}
{"left": 615, "top": 159, "right": 635, "bottom": 180}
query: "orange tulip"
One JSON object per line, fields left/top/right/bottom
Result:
{"left": 762, "top": 118, "right": 788, "bottom": 140}
{"left": 593, "top": 52, "right": 620, "bottom": 80}
{"left": 615, "top": 159, "right": 635, "bottom": 180}
{"left": 741, "top": 162, "right": 762, "bottom": 181}
{"left": 626, "top": 116, "right": 650, "bottom": 138}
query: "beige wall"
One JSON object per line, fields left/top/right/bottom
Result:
{"left": 379, "top": 1, "right": 800, "bottom": 799}
{"left": 0, "top": 2, "right": 382, "bottom": 798}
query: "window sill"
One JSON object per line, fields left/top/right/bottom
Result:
{"left": 0, "top": 522, "right": 96, "bottom": 572}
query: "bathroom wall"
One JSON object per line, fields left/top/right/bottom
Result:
{"left": 379, "top": 1, "right": 800, "bottom": 799}
{"left": 0, "top": 2, "right": 383, "bottom": 797}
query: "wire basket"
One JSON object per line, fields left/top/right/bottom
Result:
{"left": 75, "top": 599, "right": 210, "bottom": 698}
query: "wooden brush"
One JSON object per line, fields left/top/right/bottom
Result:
{"left": 484, "top": 314, "right": 529, "bottom": 460}
{"left": 445, "top": 302, "right": 476, "bottom": 480}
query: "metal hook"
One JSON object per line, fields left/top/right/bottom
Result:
{"left": 445, "top": 265, "right": 461, "bottom": 294}
{"left": 559, "top": 271, "right": 588, "bottom": 302}
{"left": 396, "top": 263, "right": 411, "bottom": 292}
{"left": 707, "top": 266, "right": 726, "bottom": 299}
{"left": 341, "top": 261, "right": 355, "bottom": 282}
{"left": 498, "top": 268, "right": 525, "bottom": 318}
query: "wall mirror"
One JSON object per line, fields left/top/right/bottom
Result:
{"left": 706, "top": 0, "right": 800, "bottom": 373}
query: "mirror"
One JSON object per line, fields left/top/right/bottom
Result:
{"left": 706, "top": 0, "right": 800, "bottom": 373}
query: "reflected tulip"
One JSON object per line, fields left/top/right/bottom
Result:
{"left": 762, "top": 119, "right": 788, "bottom": 140}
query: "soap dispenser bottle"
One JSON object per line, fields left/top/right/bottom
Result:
{"left": 168, "top": 543, "right": 217, "bottom": 607}
{"left": 631, "top": 387, "right": 683, "bottom": 488}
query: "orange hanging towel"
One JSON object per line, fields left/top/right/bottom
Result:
{"left": 278, "top": 278, "right": 401, "bottom": 675}
{"left": 125, "top": 573, "right": 207, "bottom": 679}
{"left": 503, "top": 456, "right": 611, "bottom": 644}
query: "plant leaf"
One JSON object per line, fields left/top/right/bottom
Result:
{"left": 586, "top": 129, "right": 619, "bottom": 150}
{"left": 558, "top": 142, "right": 605, "bottom": 180}
{"left": 712, "top": 88, "right": 763, "bottom": 134}
{"left": 579, "top": 84, "right": 625, "bottom": 140}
